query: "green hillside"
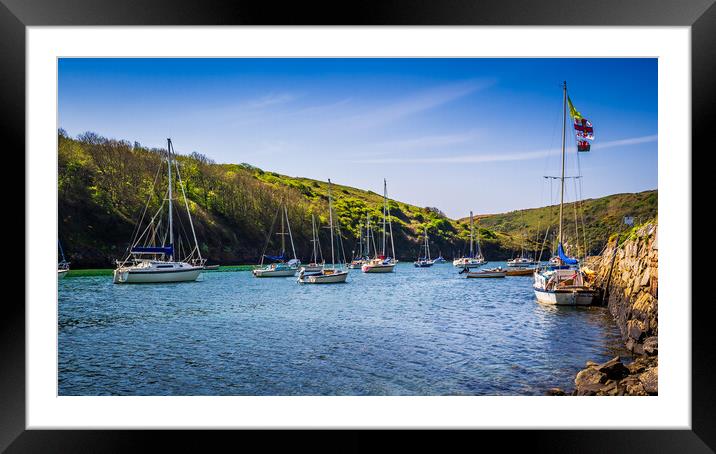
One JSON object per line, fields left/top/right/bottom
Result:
{"left": 58, "top": 131, "right": 657, "bottom": 267}
{"left": 469, "top": 190, "right": 658, "bottom": 258}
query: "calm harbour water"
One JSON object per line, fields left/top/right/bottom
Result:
{"left": 58, "top": 262, "right": 627, "bottom": 396}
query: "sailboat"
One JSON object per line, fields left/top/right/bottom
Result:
{"left": 361, "top": 179, "right": 398, "bottom": 273}
{"left": 58, "top": 240, "right": 70, "bottom": 279}
{"left": 433, "top": 251, "right": 447, "bottom": 263}
{"left": 533, "top": 82, "right": 599, "bottom": 306}
{"left": 253, "top": 203, "right": 301, "bottom": 277}
{"left": 507, "top": 230, "right": 537, "bottom": 267}
{"left": 348, "top": 219, "right": 367, "bottom": 269}
{"left": 301, "top": 214, "right": 325, "bottom": 275}
{"left": 414, "top": 226, "right": 434, "bottom": 267}
{"left": 297, "top": 179, "right": 349, "bottom": 283}
{"left": 113, "top": 138, "right": 205, "bottom": 284}
{"left": 452, "top": 211, "right": 486, "bottom": 268}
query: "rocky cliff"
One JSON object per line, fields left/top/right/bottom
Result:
{"left": 556, "top": 221, "right": 658, "bottom": 396}
{"left": 589, "top": 221, "right": 658, "bottom": 355}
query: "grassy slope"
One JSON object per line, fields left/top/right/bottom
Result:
{"left": 58, "top": 133, "right": 656, "bottom": 267}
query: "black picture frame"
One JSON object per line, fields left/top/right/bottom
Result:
{"left": 4, "top": 0, "right": 711, "bottom": 451}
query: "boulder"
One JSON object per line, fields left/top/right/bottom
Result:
{"left": 596, "top": 357, "right": 630, "bottom": 381}
{"left": 639, "top": 366, "right": 658, "bottom": 395}
{"left": 575, "top": 382, "right": 606, "bottom": 396}
{"left": 575, "top": 367, "right": 607, "bottom": 388}
{"left": 546, "top": 388, "right": 566, "bottom": 396}
{"left": 643, "top": 336, "right": 658, "bottom": 356}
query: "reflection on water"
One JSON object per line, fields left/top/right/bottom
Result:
{"left": 58, "top": 262, "right": 627, "bottom": 395}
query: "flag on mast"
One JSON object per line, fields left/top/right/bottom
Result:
{"left": 568, "top": 96, "right": 594, "bottom": 152}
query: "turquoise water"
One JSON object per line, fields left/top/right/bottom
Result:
{"left": 58, "top": 262, "right": 627, "bottom": 395}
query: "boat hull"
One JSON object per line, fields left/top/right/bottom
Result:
{"left": 58, "top": 269, "right": 69, "bottom": 279}
{"left": 361, "top": 263, "right": 396, "bottom": 273}
{"left": 414, "top": 261, "right": 434, "bottom": 268}
{"left": 452, "top": 260, "right": 485, "bottom": 268}
{"left": 298, "top": 270, "right": 348, "bottom": 284}
{"left": 252, "top": 268, "right": 297, "bottom": 278}
{"left": 466, "top": 271, "right": 506, "bottom": 278}
{"left": 505, "top": 268, "right": 535, "bottom": 276}
{"left": 113, "top": 266, "right": 203, "bottom": 284}
{"left": 533, "top": 288, "right": 600, "bottom": 306}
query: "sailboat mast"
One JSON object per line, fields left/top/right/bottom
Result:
{"left": 285, "top": 206, "right": 297, "bottom": 260}
{"left": 281, "top": 205, "right": 286, "bottom": 255}
{"left": 469, "top": 211, "right": 474, "bottom": 257}
{"left": 558, "top": 81, "right": 567, "bottom": 249}
{"left": 328, "top": 179, "right": 335, "bottom": 267}
{"left": 366, "top": 213, "right": 371, "bottom": 257}
{"left": 167, "top": 138, "right": 174, "bottom": 260}
{"left": 312, "top": 214, "right": 318, "bottom": 262}
{"left": 382, "top": 179, "right": 387, "bottom": 256}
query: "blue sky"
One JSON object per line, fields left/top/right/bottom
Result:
{"left": 58, "top": 58, "right": 657, "bottom": 218}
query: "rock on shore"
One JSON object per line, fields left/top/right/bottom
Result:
{"left": 572, "top": 349, "right": 658, "bottom": 396}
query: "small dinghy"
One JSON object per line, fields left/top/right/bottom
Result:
{"left": 463, "top": 267, "right": 507, "bottom": 278}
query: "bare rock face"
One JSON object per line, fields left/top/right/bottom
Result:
{"left": 588, "top": 222, "right": 658, "bottom": 355}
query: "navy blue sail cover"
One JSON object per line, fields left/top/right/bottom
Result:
{"left": 263, "top": 253, "right": 286, "bottom": 262}
{"left": 557, "top": 243, "right": 579, "bottom": 265}
{"left": 131, "top": 245, "right": 173, "bottom": 256}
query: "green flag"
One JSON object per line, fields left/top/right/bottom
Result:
{"left": 568, "top": 96, "right": 582, "bottom": 119}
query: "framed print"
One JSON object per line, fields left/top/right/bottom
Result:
{"left": 4, "top": 0, "right": 713, "bottom": 450}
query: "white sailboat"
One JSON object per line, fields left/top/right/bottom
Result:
{"left": 297, "top": 179, "right": 348, "bottom": 284}
{"left": 433, "top": 251, "right": 447, "bottom": 264}
{"left": 348, "top": 220, "right": 368, "bottom": 269}
{"left": 453, "top": 211, "right": 486, "bottom": 268}
{"left": 58, "top": 240, "right": 70, "bottom": 279}
{"left": 253, "top": 203, "right": 301, "bottom": 278}
{"left": 300, "top": 214, "right": 325, "bottom": 275}
{"left": 533, "top": 81, "right": 599, "bottom": 306}
{"left": 414, "top": 226, "right": 434, "bottom": 267}
{"left": 507, "top": 220, "right": 537, "bottom": 267}
{"left": 361, "top": 179, "right": 398, "bottom": 273}
{"left": 113, "top": 138, "right": 205, "bottom": 284}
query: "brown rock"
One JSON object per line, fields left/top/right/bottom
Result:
{"left": 596, "top": 357, "right": 630, "bottom": 381}
{"left": 639, "top": 366, "right": 658, "bottom": 394}
{"left": 576, "top": 382, "right": 606, "bottom": 396}
{"left": 640, "top": 268, "right": 651, "bottom": 287}
{"left": 643, "top": 336, "right": 658, "bottom": 356}
{"left": 627, "top": 320, "right": 645, "bottom": 342}
{"left": 546, "top": 388, "right": 566, "bottom": 396}
{"left": 575, "top": 367, "right": 607, "bottom": 388}
{"left": 596, "top": 380, "right": 619, "bottom": 396}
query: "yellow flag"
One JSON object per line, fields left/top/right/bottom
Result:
{"left": 568, "top": 96, "right": 582, "bottom": 119}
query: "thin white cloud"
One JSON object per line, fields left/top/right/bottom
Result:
{"left": 350, "top": 134, "right": 658, "bottom": 164}
{"left": 247, "top": 93, "right": 299, "bottom": 109}
{"left": 345, "top": 79, "right": 494, "bottom": 129}
{"left": 591, "top": 134, "right": 658, "bottom": 150}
